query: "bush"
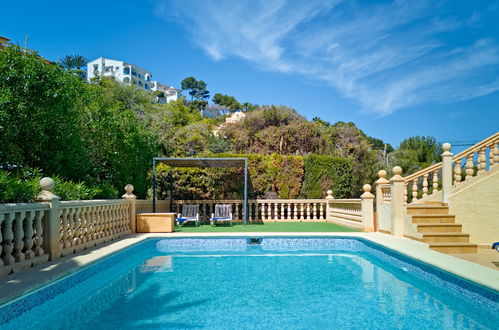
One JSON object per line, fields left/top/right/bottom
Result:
{"left": 0, "top": 170, "right": 39, "bottom": 203}
{"left": 300, "top": 155, "right": 353, "bottom": 199}
{"left": 52, "top": 177, "right": 99, "bottom": 200}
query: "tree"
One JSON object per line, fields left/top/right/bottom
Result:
{"left": 0, "top": 46, "right": 89, "bottom": 179}
{"left": 212, "top": 93, "right": 241, "bottom": 112}
{"left": 181, "top": 76, "right": 198, "bottom": 101}
{"left": 59, "top": 55, "right": 74, "bottom": 70}
{"left": 58, "top": 54, "right": 87, "bottom": 79}
{"left": 388, "top": 136, "right": 442, "bottom": 174}
{"left": 180, "top": 77, "right": 210, "bottom": 111}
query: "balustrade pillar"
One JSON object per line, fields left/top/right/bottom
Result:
{"left": 122, "top": 184, "right": 137, "bottom": 233}
{"left": 325, "top": 190, "right": 334, "bottom": 222}
{"left": 390, "top": 167, "right": 405, "bottom": 237}
{"left": 441, "top": 143, "right": 453, "bottom": 203}
{"left": 36, "top": 177, "right": 61, "bottom": 260}
{"left": 361, "top": 184, "right": 375, "bottom": 232}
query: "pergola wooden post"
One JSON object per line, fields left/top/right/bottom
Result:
{"left": 152, "top": 157, "right": 249, "bottom": 226}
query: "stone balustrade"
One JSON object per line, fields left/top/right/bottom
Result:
{"left": 0, "top": 203, "right": 50, "bottom": 276}
{"left": 402, "top": 132, "right": 498, "bottom": 204}
{"left": 170, "top": 199, "right": 328, "bottom": 222}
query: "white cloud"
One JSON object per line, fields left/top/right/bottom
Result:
{"left": 156, "top": 0, "right": 499, "bottom": 116}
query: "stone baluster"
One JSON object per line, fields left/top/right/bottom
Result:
{"left": 305, "top": 203, "right": 311, "bottom": 220}
{"left": 272, "top": 203, "right": 277, "bottom": 221}
{"left": 312, "top": 203, "right": 317, "bottom": 220}
{"left": 261, "top": 203, "right": 267, "bottom": 221}
{"left": 74, "top": 207, "right": 82, "bottom": 246}
{"left": 411, "top": 178, "right": 418, "bottom": 203}
{"left": 404, "top": 183, "right": 408, "bottom": 205}
{"left": 34, "top": 210, "right": 44, "bottom": 257}
{"left": 13, "top": 211, "right": 26, "bottom": 262}
{"left": 23, "top": 211, "right": 35, "bottom": 259}
{"left": 2, "top": 214, "right": 15, "bottom": 265}
{"left": 69, "top": 207, "right": 77, "bottom": 246}
{"left": 432, "top": 170, "right": 439, "bottom": 194}
{"left": 489, "top": 144, "right": 496, "bottom": 167}
{"left": 454, "top": 158, "right": 462, "bottom": 185}
{"left": 465, "top": 154, "right": 474, "bottom": 180}
{"left": 422, "top": 174, "right": 429, "bottom": 198}
{"left": 478, "top": 148, "right": 486, "bottom": 174}
{"left": 287, "top": 203, "right": 291, "bottom": 221}
{"left": 299, "top": 203, "right": 304, "bottom": 220}
{"left": 94, "top": 205, "right": 102, "bottom": 238}
{"left": 60, "top": 209, "right": 69, "bottom": 247}
{"left": 280, "top": 203, "right": 284, "bottom": 220}
{"left": 493, "top": 142, "right": 499, "bottom": 166}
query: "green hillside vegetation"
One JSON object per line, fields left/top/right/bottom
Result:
{"left": 0, "top": 45, "right": 442, "bottom": 202}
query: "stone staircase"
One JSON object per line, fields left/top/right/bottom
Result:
{"left": 407, "top": 202, "right": 477, "bottom": 253}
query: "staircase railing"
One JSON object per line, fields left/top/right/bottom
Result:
{"left": 404, "top": 132, "right": 498, "bottom": 203}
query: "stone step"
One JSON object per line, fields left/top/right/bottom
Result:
{"left": 407, "top": 205, "right": 449, "bottom": 215}
{"left": 417, "top": 223, "right": 462, "bottom": 233}
{"left": 422, "top": 232, "right": 470, "bottom": 243}
{"left": 429, "top": 242, "right": 478, "bottom": 254}
{"left": 412, "top": 215, "right": 455, "bottom": 224}
{"left": 422, "top": 201, "right": 448, "bottom": 206}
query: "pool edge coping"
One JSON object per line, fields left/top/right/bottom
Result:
{"left": 0, "top": 232, "right": 497, "bottom": 306}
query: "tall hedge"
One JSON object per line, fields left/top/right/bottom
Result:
{"left": 300, "top": 155, "right": 353, "bottom": 199}
{"left": 157, "top": 153, "right": 357, "bottom": 200}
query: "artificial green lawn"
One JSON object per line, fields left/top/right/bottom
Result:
{"left": 174, "top": 222, "right": 357, "bottom": 232}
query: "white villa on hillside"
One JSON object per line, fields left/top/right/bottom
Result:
{"left": 87, "top": 57, "right": 180, "bottom": 102}
{"left": 151, "top": 81, "right": 182, "bottom": 103}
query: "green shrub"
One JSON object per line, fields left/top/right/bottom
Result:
{"left": 53, "top": 177, "right": 99, "bottom": 200}
{"left": 0, "top": 170, "right": 39, "bottom": 203}
{"left": 300, "top": 155, "right": 353, "bottom": 199}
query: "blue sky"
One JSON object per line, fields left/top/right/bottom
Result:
{"left": 2, "top": 0, "right": 499, "bottom": 147}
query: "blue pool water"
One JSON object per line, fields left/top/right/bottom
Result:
{"left": 1, "top": 237, "right": 498, "bottom": 329}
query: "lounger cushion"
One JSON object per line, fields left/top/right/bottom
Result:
{"left": 177, "top": 217, "right": 197, "bottom": 223}
{"left": 211, "top": 217, "right": 231, "bottom": 221}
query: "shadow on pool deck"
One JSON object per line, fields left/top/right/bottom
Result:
{"left": 174, "top": 222, "right": 358, "bottom": 233}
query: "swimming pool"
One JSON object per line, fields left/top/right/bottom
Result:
{"left": 1, "top": 237, "right": 498, "bottom": 329}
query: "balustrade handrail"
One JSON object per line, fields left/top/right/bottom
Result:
{"left": 452, "top": 132, "right": 499, "bottom": 160}
{"left": 172, "top": 199, "right": 328, "bottom": 203}
{"left": 404, "top": 131, "right": 499, "bottom": 182}
{"left": 0, "top": 203, "right": 50, "bottom": 211}
{"left": 328, "top": 199, "right": 361, "bottom": 203}
{"left": 59, "top": 199, "right": 125, "bottom": 206}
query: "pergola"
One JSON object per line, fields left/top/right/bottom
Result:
{"left": 151, "top": 157, "right": 249, "bottom": 226}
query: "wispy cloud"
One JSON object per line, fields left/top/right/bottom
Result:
{"left": 156, "top": 0, "right": 499, "bottom": 116}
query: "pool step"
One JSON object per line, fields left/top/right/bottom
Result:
{"left": 417, "top": 223, "right": 462, "bottom": 233}
{"left": 422, "top": 232, "right": 470, "bottom": 243}
{"left": 411, "top": 215, "right": 455, "bottom": 224}
{"left": 428, "top": 242, "right": 478, "bottom": 254}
